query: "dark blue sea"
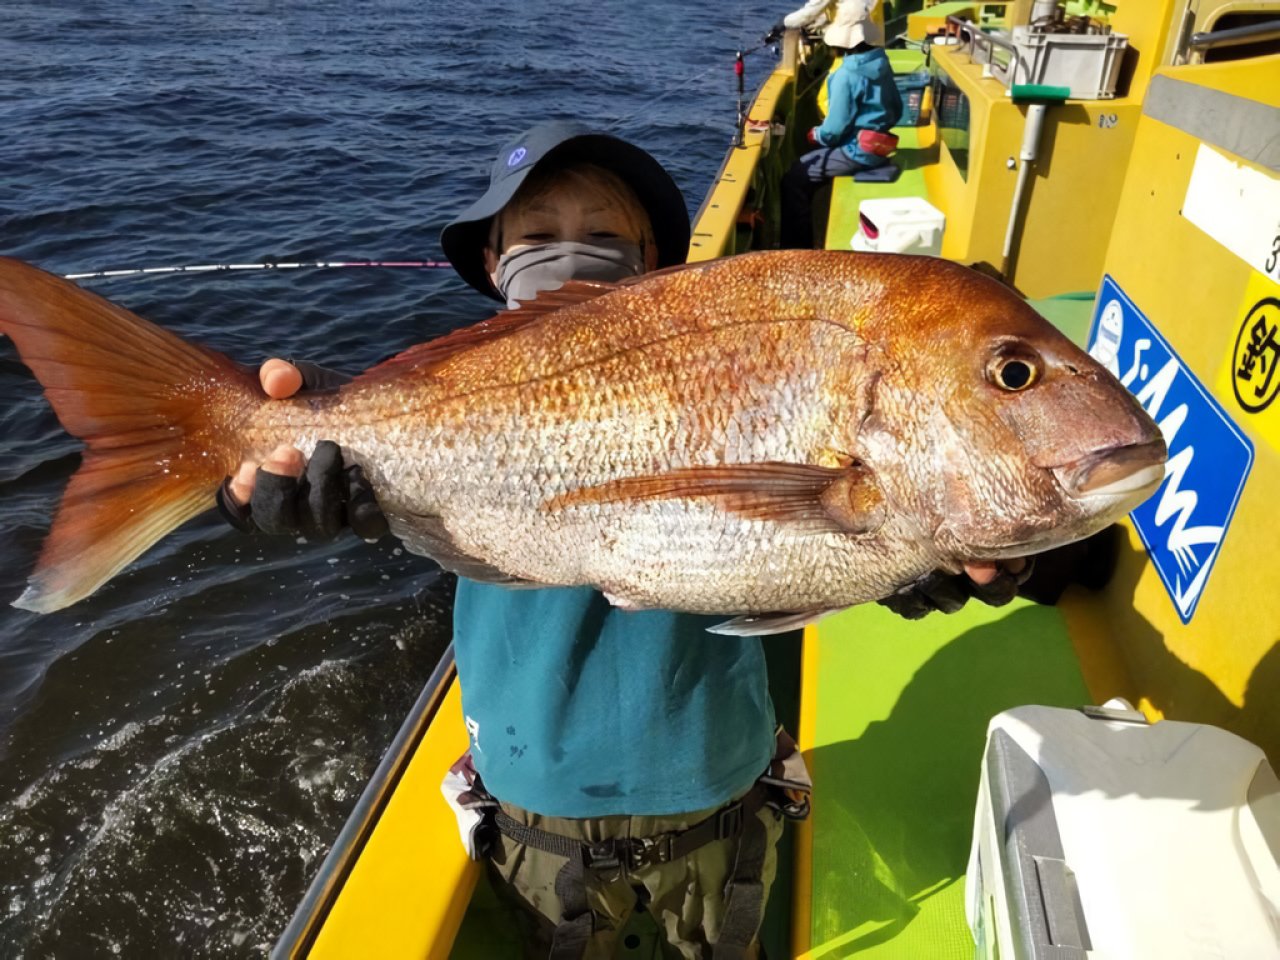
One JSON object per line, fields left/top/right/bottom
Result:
{"left": 0, "top": 2, "right": 782, "bottom": 953}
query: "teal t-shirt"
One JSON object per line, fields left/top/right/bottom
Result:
{"left": 452, "top": 580, "right": 776, "bottom": 818}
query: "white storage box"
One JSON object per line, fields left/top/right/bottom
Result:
{"left": 995, "top": 27, "right": 1129, "bottom": 99}
{"left": 966, "top": 703, "right": 1280, "bottom": 959}
{"left": 850, "top": 196, "right": 945, "bottom": 255}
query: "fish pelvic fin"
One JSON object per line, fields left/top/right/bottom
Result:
{"left": 0, "top": 258, "right": 261, "bottom": 612}
{"left": 546, "top": 461, "right": 886, "bottom": 535}
{"left": 708, "top": 608, "right": 843, "bottom": 637}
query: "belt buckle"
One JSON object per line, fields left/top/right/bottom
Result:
{"left": 716, "top": 801, "right": 744, "bottom": 840}
{"left": 628, "top": 834, "right": 674, "bottom": 870}
{"left": 584, "top": 839, "right": 623, "bottom": 881}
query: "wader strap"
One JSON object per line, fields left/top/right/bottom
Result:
{"left": 493, "top": 810, "right": 580, "bottom": 859}
{"left": 492, "top": 787, "right": 771, "bottom": 960}
{"left": 550, "top": 846, "right": 595, "bottom": 960}
{"left": 712, "top": 809, "right": 771, "bottom": 959}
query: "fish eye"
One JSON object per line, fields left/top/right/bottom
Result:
{"left": 987, "top": 348, "right": 1041, "bottom": 392}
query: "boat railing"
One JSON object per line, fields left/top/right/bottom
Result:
{"left": 1189, "top": 16, "right": 1280, "bottom": 52}
{"left": 945, "top": 15, "right": 1027, "bottom": 86}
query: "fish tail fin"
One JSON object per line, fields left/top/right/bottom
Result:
{"left": 0, "top": 258, "right": 262, "bottom": 612}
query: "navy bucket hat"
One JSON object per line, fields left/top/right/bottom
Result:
{"left": 439, "top": 121, "right": 691, "bottom": 300}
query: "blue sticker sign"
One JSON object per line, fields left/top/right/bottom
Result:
{"left": 1087, "top": 276, "right": 1254, "bottom": 623}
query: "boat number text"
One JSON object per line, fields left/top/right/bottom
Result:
{"left": 1097, "top": 113, "right": 1119, "bottom": 129}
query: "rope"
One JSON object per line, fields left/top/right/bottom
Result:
{"left": 63, "top": 260, "right": 453, "bottom": 281}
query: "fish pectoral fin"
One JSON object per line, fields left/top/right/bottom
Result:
{"left": 547, "top": 462, "right": 886, "bottom": 535}
{"left": 393, "top": 513, "right": 538, "bottom": 586}
{"left": 708, "top": 608, "right": 843, "bottom": 637}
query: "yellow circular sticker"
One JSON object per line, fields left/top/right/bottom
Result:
{"left": 1231, "top": 296, "right": 1280, "bottom": 414}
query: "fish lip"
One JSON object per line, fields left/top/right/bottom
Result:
{"left": 1052, "top": 439, "right": 1168, "bottom": 500}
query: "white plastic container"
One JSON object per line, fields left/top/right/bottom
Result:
{"left": 996, "top": 27, "right": 1129, "bottom": 99}
{"left": 850, "top": 196, "right": 945, "bottom": 255}
{"left": 966, "top": 703, "right": 1280, "bottom": 960}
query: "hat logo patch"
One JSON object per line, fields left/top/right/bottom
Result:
{"left": 507, "top": 147, "right": 528, "bottom": 168}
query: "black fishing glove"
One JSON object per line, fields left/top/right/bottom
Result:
{"left": 1018, "top": 526, "right": 1120, "bottom": 605}
{"left": 878, "top": 560, "right": 1035, "bottom": 621}
{"left": 217, "top": 440, "right": 389, "bottom": 542}
{"left": 214, "top": 361, "right": 390, "bottom": 542}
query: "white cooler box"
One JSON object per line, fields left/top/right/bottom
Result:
{"left": 966, "top": 702, "right": 1280, "bottom": 959}
{"left": 850, "top": 196, "right": 945, "bottom": 256}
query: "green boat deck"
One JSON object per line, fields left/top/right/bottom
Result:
{"left": 799, "top": 600, "right": 1090, "bottom": 958}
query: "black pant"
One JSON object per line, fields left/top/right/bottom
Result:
{"left": 780, "top": 146, "right": 866, "bottom": 249}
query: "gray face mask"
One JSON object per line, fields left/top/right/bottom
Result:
{"left": 493, "top": 239, "right": 646, "bottom": 308}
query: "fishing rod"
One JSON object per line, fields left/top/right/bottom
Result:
{"left": 63, "top": 260, "right": 453, "bottom": 282}
{"left": 68, "top": 32, "right": 786, "bottom": 284}
{"left": 603, "top": 29, "right": 779, "bottom": 135}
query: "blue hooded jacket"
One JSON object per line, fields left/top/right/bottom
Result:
{"left": 813, "top": 47, "right": 904, "bottom": 167}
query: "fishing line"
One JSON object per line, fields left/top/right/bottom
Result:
{"left": 601, "top": 61, "right": 728, "bottom": 133}
{"left": 63, "top": 260, "right": 453, "bottom": 281}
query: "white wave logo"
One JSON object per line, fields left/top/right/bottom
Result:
{"left": 1087, "top": 282, "right": 1253, "bottom": 623}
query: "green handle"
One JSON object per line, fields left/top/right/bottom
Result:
{"left": 1011, "top": 84, "right": 1071, "bottom": 103}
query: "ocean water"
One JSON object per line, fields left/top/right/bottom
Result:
{"left": 0, "top": 2, "right": 782, "bottom": 953}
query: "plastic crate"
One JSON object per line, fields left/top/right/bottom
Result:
{"left": 995, "top": 27, "right": 1128, "bottom": 99}
{"left": 894, "top": 72, "right": 930, "bottom": 126}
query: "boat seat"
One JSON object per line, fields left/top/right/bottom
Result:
{"left": 852, "top": 163, "right": 902, "bottom": 183}
{"left": 824, "top": 125, "right": 933, "bottom": 251}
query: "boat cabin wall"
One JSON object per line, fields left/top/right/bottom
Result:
{"left": 921, "top": 0, "right": 1183, "bottom": 298}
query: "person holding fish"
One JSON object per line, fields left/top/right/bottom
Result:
{"left": 780, "top": 0, "right": 904, "bottom": 249}
{"left": 222, "top": 123, "right": 798, "bottom": 959}
{"left": 210, "top": 123, "right": 1042, "bottom": 958}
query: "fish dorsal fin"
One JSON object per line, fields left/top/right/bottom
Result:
{"left": 546, "top": 461, "right": 886, "bottom": 536}
{"left": 352, "top": 280, "right": 621, "bottom": 386}
{"left": 616, "top": 259, "right": 710, "bottom": 287}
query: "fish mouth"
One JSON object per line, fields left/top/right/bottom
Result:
{"left": 1052, "top": 438, "right": 1167, "bottom": 501}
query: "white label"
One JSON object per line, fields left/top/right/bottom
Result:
{"left": 1181, "top": 143, "right": 1280, "bottom": 282}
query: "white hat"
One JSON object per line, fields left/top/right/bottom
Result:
{"left": 823, "top": 0, "right": 884, "bottom": 48}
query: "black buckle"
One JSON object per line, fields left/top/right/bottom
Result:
{"left": 583, "top": 839, "right": 622, "bottom": 879}
{"left": 628, "top": 835, "right": 674, "bottom": 870}
{"left": 716, "top": 801, "right": 745, "bottom": 840}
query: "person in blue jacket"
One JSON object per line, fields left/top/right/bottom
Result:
{"left": 780, "top": 0, "right": 904, "bottom": 248}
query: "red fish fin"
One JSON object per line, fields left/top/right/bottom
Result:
{"left": 548, "top": 462, "right": 886, "bottom": 535}
{"left": 617, "top": 259, "right": 710, "bottom": 286}
{"left": 0, "top": 258, "right": 260, "bottom": 612}
{"left": 353, "top": 279, "right": 620, "bottom": 386}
